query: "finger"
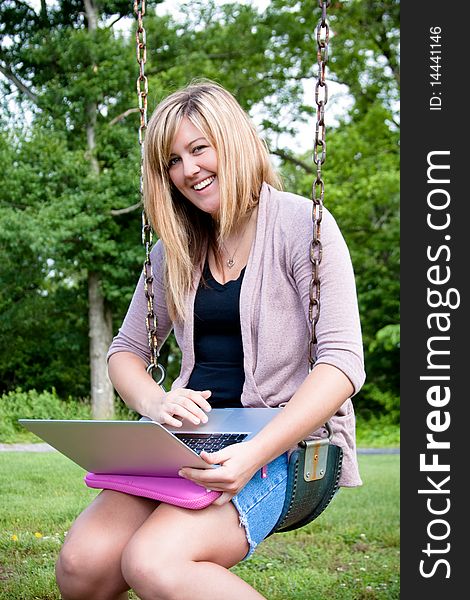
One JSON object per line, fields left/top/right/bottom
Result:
{"left": 212, "top": 492, "right": 234, "bottom": 506}
{"left": 168, "top": 402, "right": 206, "bottom": 425}
{"left": 185, "top": 389, "right": 212, "bottom": 413}
{"left": 199, "top": 446, "right": 237, "bottom": 465}
{"left": 171, "top": 394, "right": 210, "bottom": 424}
{"left": 182, "top": 397, "right": 211, "bottom": 423}
{"left": 161, "top": 414, "right": 183, "bottom": 428}
{"left": 178, "top": 468, "right": 228, "bottom": 488}
{"left": 199, "top": 450, "right": 223, "bottom": 465}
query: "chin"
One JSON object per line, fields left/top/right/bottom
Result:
{"left": 199, "top": 200, "right": 220, "bottom": 217}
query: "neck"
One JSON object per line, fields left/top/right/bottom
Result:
{"left": 208, "top": 207, "right": 258, "bottom": 281}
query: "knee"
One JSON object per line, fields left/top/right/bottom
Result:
{"left": 121, "top": 543, "right": 181, "bottom": 600}
{"left": 56, "top": 541, "right": 114, "bottom": 600}
{"left": 56, "top": 544, "right": 93, "bottom": 600}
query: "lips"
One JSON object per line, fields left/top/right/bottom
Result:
{"left": 192, "top": 176, "right": 215, "bottom": 191}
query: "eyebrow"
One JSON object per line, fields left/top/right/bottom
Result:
{"left": 169, "top": 137, "right": 208, "bottom": 157}
{"left": 186, "top": 137, "right": 207, "bottom": 147}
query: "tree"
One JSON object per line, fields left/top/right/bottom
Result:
{"left": 0, "top": 127, "right": 91, "bottom": 398}
{"left": 1, "top": 0, "right": 400, "bottom": 422}
{"left": 1, "top": 0, "right": 144, "bottom": 416}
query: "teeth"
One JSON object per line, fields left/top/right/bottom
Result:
{"left": 193, "top": 176, "right": 215, "bottom": 191}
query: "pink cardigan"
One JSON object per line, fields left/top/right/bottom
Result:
{"left": 108, "top": 184, "right": 366, "bottom": 486}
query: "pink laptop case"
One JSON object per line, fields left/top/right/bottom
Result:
{"left": 84, "top": 472, "right": 221, "bottom": 509}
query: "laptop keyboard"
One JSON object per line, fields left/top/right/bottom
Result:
{"left": 174, "top": 432, "right": 248, "bottom": 454}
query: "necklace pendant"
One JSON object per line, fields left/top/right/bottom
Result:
{"left": 226, "top": 258, "right": 235, "bottom": 269}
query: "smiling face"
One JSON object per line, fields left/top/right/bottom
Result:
{"left": 168, "top": 117, "right": 220, "bottom": 217}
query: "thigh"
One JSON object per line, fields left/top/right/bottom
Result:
{"left": 59, "top": 489, "right": 159, "bottom": 574}
{"left": 125, "top": 500, "right": 249, "bottom": 569}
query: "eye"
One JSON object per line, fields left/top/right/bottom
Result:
{"left": 192, "top": 144, "right": 208, "bottom": 154}
{"left": 168, "top": 156, "right": 180, "bottom": 168}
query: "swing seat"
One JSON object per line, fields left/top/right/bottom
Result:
{"left": 270, "top": 436, "right": 343, "bottom": 535}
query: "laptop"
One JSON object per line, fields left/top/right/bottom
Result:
{"left": 19, "top": 407, "right": 280, "bottom": 478}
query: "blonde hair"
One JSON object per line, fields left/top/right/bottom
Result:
{"left": 143, "top": 79, "right": 282, "bottom": 321}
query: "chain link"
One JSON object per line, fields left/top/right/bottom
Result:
{"left": 134, "top": 1, "right": 164, "bottom": 383}
{"left": 308, "top": 0, "right": 330, "bottom": 369}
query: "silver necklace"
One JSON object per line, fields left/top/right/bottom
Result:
{"left": 222, "top": 241, "right": 241, "bottom": 269}
{"left": 221, "top": 217, "right": 252, "bottom": 269}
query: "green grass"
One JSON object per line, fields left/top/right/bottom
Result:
{"left": 0, "top": 452, "right": 399, "bottom": 599}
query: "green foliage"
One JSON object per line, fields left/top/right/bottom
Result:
{"left": 0, "top": 130, "right": 90, "bottom": 396}
{"left": 328, "top": 107, "right": 399, "bottom": 418}
{"left": 356, "top": 414, "right": 400, "bottom": 448}
{"left": 0, "top": 281, "right": 91, "bottom": 399}
{"left": 0, "top": 389, "right": 91, "bottom": 443}
{"left": 158, "top": 332, "right": 183, "bottom": 386}
{"left": 328, "top": 0, "right": 400, "bottom": 115}
{"left": 0, "top": 388, "right": 139, "bottom": 443}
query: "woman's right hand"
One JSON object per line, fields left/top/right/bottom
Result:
{"left": 108, "top": 353, "right": 212, "bottom": 427}
{"left": 149, "top": 388, "right": 212, "bottom": 428}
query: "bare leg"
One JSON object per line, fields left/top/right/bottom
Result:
{"left": 121, "top": 501, "right": 265, "bottom": 600}
{"left": 56, "top": 490, "right": 159, "bottom": 600}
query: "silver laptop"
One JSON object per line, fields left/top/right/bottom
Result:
{"left": 19, "top": 408, "right": 280, "bottom": 477}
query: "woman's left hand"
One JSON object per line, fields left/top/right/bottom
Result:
{"left": 178, "top": 441, "right": 262, "bottom": 506}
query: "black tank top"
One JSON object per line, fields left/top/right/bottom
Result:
{"left": 186, "top": 261, "right": 245, "bottom": 408}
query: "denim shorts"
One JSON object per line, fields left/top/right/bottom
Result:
{"left": 231, "top": 452, "right": 288, "bottom": 559}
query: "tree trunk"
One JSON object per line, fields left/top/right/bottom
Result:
{"left": 84, "top": 0, "right": 98, "bottom": 31}
{"left": 85, "top": 105, "right": 114, "bottom": 417}
{"left": 83, "top": 0, "right": 115, "bottom": 418}
{"left": 88, "top": 271, "right": 114, "bottom": 419}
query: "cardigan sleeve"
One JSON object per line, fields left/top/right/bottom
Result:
{"left": 289, "top": 203, "right": 366, "bottom": 395}
{"left": 107, "top": 240, "right": 173, "bottom": 366}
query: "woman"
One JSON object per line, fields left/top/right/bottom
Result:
{"left": 56, "top": 80, "right": 365, "bottom": 600}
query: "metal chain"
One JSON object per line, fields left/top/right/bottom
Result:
{"left": 135, "top": 0, "right": 165, "bottom": 385}
{"left": 308, "top": 0, "right": 330, "bottom": 369}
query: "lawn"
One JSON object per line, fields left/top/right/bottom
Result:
{"left": 0, "top": 452, "right": 399, "bottom": 599}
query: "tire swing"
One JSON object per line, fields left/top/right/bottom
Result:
{"left": 133, "top": 0, "right": 342, "bottom": 535}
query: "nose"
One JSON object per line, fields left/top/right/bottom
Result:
{"left": 183, "top": 155, "right": 200, "bottom": 178}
